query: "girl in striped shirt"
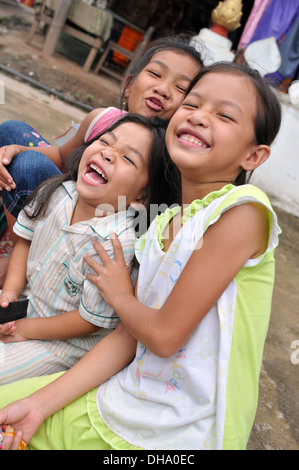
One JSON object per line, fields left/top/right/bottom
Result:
{"left": 0, "top": 114, "right": 171, "bottom": 385}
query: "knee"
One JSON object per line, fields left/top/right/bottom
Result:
{"left": 1, "top": 152, "right": 62, "bottom": 218}
{"left": 0, "top": 120, "right": 29, "bottom": 147}
{"left": 8, "top": 151, "right": 61, "bottom": 183}
{"left": 0, "top": 120, "right": 22, "bottom": 135}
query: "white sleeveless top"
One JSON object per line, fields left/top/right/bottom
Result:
{"left": 96, "top": 184, "right": 281, "bottom": 450}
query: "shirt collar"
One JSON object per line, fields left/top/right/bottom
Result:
{"left": 61, "top": 181, "right": 136, "bottom": 238}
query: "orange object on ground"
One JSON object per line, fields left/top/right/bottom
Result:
{"left": 113, "top": 26, "right": 143, "bottom": 67}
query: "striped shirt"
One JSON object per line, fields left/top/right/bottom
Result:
{"left": 14, "top": 181, "right": 136, "bottom": 366}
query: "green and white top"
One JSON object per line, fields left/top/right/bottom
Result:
{"left": 96, "top": 184, "right": 281, "bottom": 450}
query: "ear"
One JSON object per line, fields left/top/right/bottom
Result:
{"left": 241, "top": 144, "right": 271, "bottom": 171}
{"left": 121, "top": 74, "right": 134, "bottom": 99}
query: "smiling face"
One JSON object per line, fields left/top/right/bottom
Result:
{"left": 165, "top": 72, "right": 268, "bottom": 200}
{"left": 76, "top": 122, "right": 152, "bottom": 219}
{"left": 124, "top": 50, "right": 201, "bottom": 121}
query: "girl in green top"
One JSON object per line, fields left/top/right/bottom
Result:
{"left": 0, "top": 62, "right": 282, "bottom": 450}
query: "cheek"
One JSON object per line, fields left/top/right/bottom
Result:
{"left": 165, "top": 122, "right": 178, "bottom": 154}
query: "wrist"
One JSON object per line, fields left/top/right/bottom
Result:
{"left": 15, "top": 318, "right": 30, "bottom": 340}
{"left": 112, "top": 292, "right": 136, "bottom": 316}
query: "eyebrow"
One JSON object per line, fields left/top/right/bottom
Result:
{"left": 150, "top": 59, "right": 193, "bottom": 82}
{"left": 103, "top": 131, "right": 145, "bottom": 164}
{"left": 187, "top": 91, "right": 244, "bottom": 115}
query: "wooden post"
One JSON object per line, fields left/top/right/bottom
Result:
{"left": 42, "top": 0, "right": 73, "bottom": 57}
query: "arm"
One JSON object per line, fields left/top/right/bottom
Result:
{"left": 85, "top": 203, "right": 269, "bottom": 358}
{"left": 0, "top": 322, "right": 136, "bottom": 448}
{"left": 0, "top": 237, "right": 30, "bottom": 337}
{"left": 0, "top": 109, "right": 105, "bottom": 188}
{"left": 2, "top": 309, "right": 100, "bottom": 343}
{"left": 0, "top": 237, "right": 30, "bottom": 304}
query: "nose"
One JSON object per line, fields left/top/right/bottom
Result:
{"left": 100, "top": 147, "right": 117, "bottom": 163}
{"left": 153, "top": 81, "right": 171, "bottom": 100}
{"left": 187, "top": 108, "right": 209, "bottom": 127}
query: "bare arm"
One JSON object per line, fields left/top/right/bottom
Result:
{"left": 2, "top": 309, "right": 100, "bottom": 343}
{"left": 85, "top": 203, "right": 269, "bottom": 358}
{"left": 0, "top": 322, "right": 136, "bottom": 448}
{"left": 0, "top": 237, "right": 30, "bottom": 304}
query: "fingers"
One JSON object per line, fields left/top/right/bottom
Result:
{"left": 0, "top": 169, "right": 15, "bottom": 189}
{"left": 90, "top": 239, "right": 111, "bottom": 266}
{"left": 0, "top": 298, "right": 10, "bottom": 308}
{"left": 110, "top": 232, "right": 126, "bottom": 264}
{"left": 0, "top": 150, "right": 15, "bottom": 191}
{"left": 0, "top": 431, "right": 23, "bottom": 451}
{"left": 0, "top": 322, "right": 16, "bottom": 336}
{"left": 84, "top": 233, "right": 126, "bottom": 272}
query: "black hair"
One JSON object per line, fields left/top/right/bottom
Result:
{"left": 186, "top": 61, "right": 282, "bottom": 185}
{"left": 120, "top": 33, "right": 204, "bottom": 116}
{"left": 24, "top": 113, "right": 179, "bottom": 231}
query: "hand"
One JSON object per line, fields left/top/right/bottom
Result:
{"left": 0, "top": 321, "right": 16, "bottom": 338}
{"left": 0, "top": 291, "right": 18, "bottom": 339}
{"left": 84, "top": 233, "right": 134, "bottom": 310}
{"left": 0, "top": 318, "right": 27, "bottom": 343}
{"left": 0, "top": 145, "right": 20, "bottom": 191}
{"left": 0, "top": 291, "right": 18, "bottom": 308}
{"left": 0, "top": 397, "right": 45, "bottom": 449}
{"left": 0, "top": 430, "right": 24, "bottom": 451}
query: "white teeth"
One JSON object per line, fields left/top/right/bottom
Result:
{"left": 180, "top": 134, "right": 208, "bottom": 148}
{"left": 90, "top": 163, "right": 107, "bottom": 180}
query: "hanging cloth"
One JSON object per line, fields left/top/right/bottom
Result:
{"left": 249, "top": 0, "right": 299, "bottom": 44}
{"left": 237, "top": 0, "right": 272, "bottom": 50}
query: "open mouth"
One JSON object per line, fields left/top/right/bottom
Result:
{"left": 83, "top": 163, "right": 108, "bottom": 186}
{"left": 178, "top": 132, "right": 210, "bottom": 149}
{"left": 146, "top": 97, "right": 164, "bottom": 111}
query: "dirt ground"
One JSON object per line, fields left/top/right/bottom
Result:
{"left": 0, "top": 0, "right": 298, "bottom": 451}
{"left": 0, "top": 3, "right": 121, "bottom": 110}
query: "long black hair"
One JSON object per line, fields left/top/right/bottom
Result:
{"left": 24, "top": 113, "right": 180, "bottom": 230}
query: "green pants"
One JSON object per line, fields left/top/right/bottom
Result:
{"left": 0, "top": 373, "right": 118, "bottom": 450}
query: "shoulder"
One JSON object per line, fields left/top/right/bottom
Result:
{"left": 84, "top": 107, "right": 126, "bottom": 142}
{"left": 82, "top": 107, "right": 107, "bottom": 127}
{"left": 205, "top": 200, "right": 271, "bottom": 260}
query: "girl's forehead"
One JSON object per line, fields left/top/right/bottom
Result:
{"left": 150, "top": 49, "right": 182, "bottom": 61}
{"left": 149, "top": 49, "right": 198, "bottom": 68}
{"left": 194, "top": 71, "right": 254, "bottom": 94}
{"left": 191, "top": 72, "right": 257, "bottom": 107}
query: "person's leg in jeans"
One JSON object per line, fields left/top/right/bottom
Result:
{"left": 0, "top": 120, "right": 51, "bottom": 148}
{"left": 0, "top": 121, "right": 62, "bottom": 285}
{"left": 0, "top": 120, "right": 62, "bottom": 215}
{"left": 1, "top": 150, "right": 62, "bottom": 219}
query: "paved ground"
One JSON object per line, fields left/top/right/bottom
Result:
{"left": 0, "top": 0, "right": 298, "bottom": 451}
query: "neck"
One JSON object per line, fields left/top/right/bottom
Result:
{"left": 181, "top": 180, "right": 233, "bottom": 206}
{"left": 71, "top": 198, "right": 98, "bottom": 225}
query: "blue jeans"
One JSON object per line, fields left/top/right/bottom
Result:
{"left": 0, "top": 120, "right": 62, "bottom": 218}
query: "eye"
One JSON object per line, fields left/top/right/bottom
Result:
{"left": 218, "top": 113, "right": 235, "bottom": 122}
{"left": 98, "top": 137, "right": 109, "bottom": 145}
{"left": 176, "top": 85, "right": 187, "bottom": 93}
{"left": 148, "top": 69, "right": 161, "bottom": 78}
{"left": 123, "top": 155, "right": 136, "bottom": 166}
{"left": 182, "top": 102, "right": 198, "bottom": 109}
